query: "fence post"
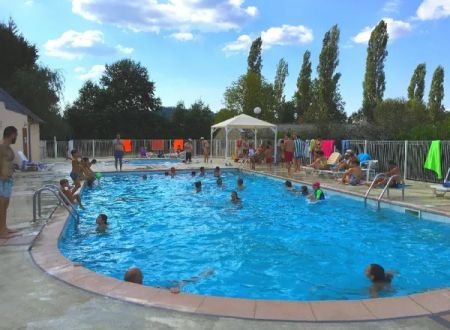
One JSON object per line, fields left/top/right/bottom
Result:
{"left": 364, "top": 140, "right": 368, "bottom": 154}
{"left": 53, "top": 136, "right": 57, "bottom": 159}
{"left": 92, "top": 139, "right": 95, "bottom": 158}
{"left": 404, "top": 140, "right": 408, "bottom": 181}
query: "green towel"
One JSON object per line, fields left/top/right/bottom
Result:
{"left": 424, "top": 140, "right": 442, "bottom": 179}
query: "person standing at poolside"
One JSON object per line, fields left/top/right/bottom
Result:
{"left": 293, "top": 133, "right": 303, "bottom": 172}
{"left": 0, "top": 126, "right": 18, "bottom": 238}
{"left": 113, "top": 134, "right": 124, "bottom": 171}
{"left": 201, "top": 137, "right": 209, "bottom": 163}
{"left": 284, "top": 134, "right": 294, "bottom": 176}
{"left": 185, "top": 139, "right": 193, "bottom": 163}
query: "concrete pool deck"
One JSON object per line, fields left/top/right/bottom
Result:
{"left": 1, "top": 157, "right": 450, "bottom": 329}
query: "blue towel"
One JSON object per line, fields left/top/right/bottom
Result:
{"left": 341, "top": 140, "right": 350, "bottom": 153}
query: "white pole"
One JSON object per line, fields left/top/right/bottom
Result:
{"left": 92, "top": 139, "right": 95, "bottom": 158}
{"left": 210, "top": 128, "right": 213, "bottom": 159}
{"left": 225, "top": 127, "right": 229, "bottom": 159}
{"left": 364, "top": 140, "right": 368, "bottom": 154}
{"left": 273, "top": 127, "right": 277, "bottom": 162}
{"left": 254, "top": 129, "right": 257, "bottom": 148}
{"left": 404, "top": 140, "right": 408, "bottom": 181}
{"left": 53, "top": 136, "right": 57, "bottom": 159}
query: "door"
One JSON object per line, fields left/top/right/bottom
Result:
{"left": 22, "top": 127, "right": 28, "bottom": 158}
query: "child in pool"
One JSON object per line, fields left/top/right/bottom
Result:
{"left": 307, "top": 181, "right": 325, "bottom": 202}
{"left": 96, "top": 213, "right": 108, "bottom": 231}
{"left": 216, "top": 177, "right": 223, "bottom": 187}
{"left": 365, "top": 263, "right": 395, "bottom": 298}
{"left": 194, "top": 181, "right": 202, "bottom": 193}
{"left": 237, "top": 178, "right": 244, "bottom": 190}
{"left": 199, "top": 167, "right": 206, "bottom": 176}
{"left": 231, "top": 191, "right": 241, "bottom": 203}
{"left": 284, "top": 180, "right": 296, "bottom": 191}
{"left": 301, "top": 185, "right": 309, "bottom": 196}
{"left": 60, "top": 179, "right": 84, "bottom": 208}
{"left": 214, "top": 166, "right": 221, "bottom": 177}
{"left": 191, "top": 171, "right": 196, "bottom": 177}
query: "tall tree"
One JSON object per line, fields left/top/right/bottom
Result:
{"left": 273, "top": 58, "right": 289, "bottom": 121}
{"left": 315, "top": 24, "right": 346, "bottom": 122}
{"left": 428, "top": 66, "right": 445, "bottom": 123}
{"left": 247, "top": 37, "right": 263, "bottom": 75}
{"left": 407, "top": 63, "right": 426, "bottom": 103}
{"left": 362, "top": 20, "right": 389, "bottom": 122}
{"left": 294, "top": 50, "right": 312, "bottom": 119}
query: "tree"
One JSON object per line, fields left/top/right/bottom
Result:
{"left": 315, "top": 25, "right": 346, "bottom": 123}
{"left": 247, "top": 37, "right": 263, "bottom": 75}
{"left": 214, "top": 108, "right": 237, "bottom": 124}
{"left": 407, "top": 63, "right": 426, "bottom": 103}
{"left": 428, "top": 66, "right": 445, "bottom": 123}
{"left": 362, "top": 20, "right": 389, "bottom": 122}
{"left": 273, "top": 58, "right": 289, "bottom": 121}
{"left": 278, "top": 101, "right": 296, "bottom": 123}
{"left": 294, "top": 50, "right": 312, "bottom": 119}
{"left": 184, "top": 100, "right": 214, "bottom": 139}
{"left": 223, "top": 75, "right": 246, "bottom": 114}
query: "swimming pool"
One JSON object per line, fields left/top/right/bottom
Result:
{"left": 59, "top": 170, "right": 450, "bottom": 301}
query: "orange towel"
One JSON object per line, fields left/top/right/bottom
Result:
{"left": 123, "top": 139, "right": 132, "bottom": 153}
{"left": 151, "top": 139, "right": 164, "bottom": 151}
{"left": 173, "top": 139, "right": 184, "bottom": 151}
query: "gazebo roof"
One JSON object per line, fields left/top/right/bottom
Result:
{"left": 211, "top": 114, "right": 276, "bottom": 130}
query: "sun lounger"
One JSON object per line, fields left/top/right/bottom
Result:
{"left": 17, "top": 151, "right": 40, "bottom": 171}
{"left": 430, "top": 184, "right": 450, "bottom": 197}
{"left": 303, "top": 152, "right": 342, "bottom": 176}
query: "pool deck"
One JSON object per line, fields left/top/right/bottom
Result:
{"left": 1, "top": 157, "right": 450, "bottom": 329}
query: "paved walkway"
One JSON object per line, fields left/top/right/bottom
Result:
{"left": 1, "top": 158, "right": 449, "bottom": 329}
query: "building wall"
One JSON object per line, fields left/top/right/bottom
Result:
{"left": 29, "top": 123, "right": 40, "bottom": 161}
{"left": 0, "top": 102, "right": 40, "bottom": 163}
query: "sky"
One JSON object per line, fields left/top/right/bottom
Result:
{"left": 1, "top": 0, "right": 449, "bottom": 115}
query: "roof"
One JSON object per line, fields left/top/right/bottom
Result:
{"left": 0, "top": 88, "right": 44, "bottom": 123}
{"left": 212, "top": 114, "right": 276, "bottom": 129}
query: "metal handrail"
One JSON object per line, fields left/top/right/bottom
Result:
{"left": 33, "top": 184, "right": 80, "bottom": 222}
{"left": 377, "top": 174, "right": 405, "bottom": 208}
{"left": 364, "top": 173, "right": 387, "bottom": 205}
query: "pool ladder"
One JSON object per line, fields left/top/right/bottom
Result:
{"left": 32, "top": 184, "right": 80, "bottom": 222}
{"left": 364, "top": 174, "right": 405, "bottom": 209}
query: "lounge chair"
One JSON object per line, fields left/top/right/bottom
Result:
{"left": 430, "top": 168, "right": 450, "bottom": 197}
{"left": 17, "top": 151, "right": 39, "bottom": 171}
{"left": 302, "top": 152, "right": 342, "bottom": 176}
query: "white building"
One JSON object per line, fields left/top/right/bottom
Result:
{"left": 0, "top": 88, "right": 43, "bottom": 163}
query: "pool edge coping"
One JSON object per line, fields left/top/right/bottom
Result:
{"left": 29, "top": 169, "right": 450, "bottom": 322}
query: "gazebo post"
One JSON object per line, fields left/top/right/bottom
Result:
{"left": 210, "top": 127, "right": 214, "bottom": 159}
{"left": 254, "top": 129, "right": 257, "bottom": 148}
{"left": 273, "top": 127, "right": 278, "bottom": 162}
{"left": 225, "top": 127, "right": 229, "bottom": 159}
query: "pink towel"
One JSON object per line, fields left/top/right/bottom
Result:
{"left": 321, "top": 140, "right": 335, "bottom": 158}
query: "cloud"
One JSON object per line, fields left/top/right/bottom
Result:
{"left": 352, "top": 18, "right": 412, "bottom": 43}
{"left": 24, "top": 0, "right": 34, "bottom": 5}
{"left": 170, "top": 32, "right": 194, "bottom": 41}
{"left": 416, "top": 0, "right": 450, "bottom": 20}
{"left": 44, "top": 30, "right": 134, "bottom": 59}
{"left": 223, "top": 24, "right": 313, "bottom": 54}
{"left": 76, "top": 65, "right": 106, "bottom": 80}
{"left": 382, "top": 0, "right": 401, "bottom": 13}
{"left": 71, "top": 0, "right": 258, "bottom": 34}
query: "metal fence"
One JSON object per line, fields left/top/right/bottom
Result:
{"left": 41, "top": 139, "right": 449, "bottom": 183}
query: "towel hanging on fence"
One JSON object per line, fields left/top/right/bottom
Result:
{"left": 151, "top": 140, "right": 164, "bottom": 151}
{"left": 122, "top": 139, "right": 132, "bottom": 153}
{"left": 173, "top": 139, "right": 184, "bottom": 151}
{"left": 424, "top": 140, "right": 442, "bottom": 179}
{"left": 321, "top": 140, "right": 335, "bottom": 157}
{"left": 341, "top": 140, "right": 350, "bottom": 153}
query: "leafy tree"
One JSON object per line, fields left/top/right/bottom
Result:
{"left": 315, "top": 25, "right": 346, "bottom": 123}
{"left": 223, "top": 75, "right": 246, "bottom": 114}
{"left": 170, "top": 101, "right": 188, "bottom": 137}
{"left": 184, "top": 100, "right": 214, "bottom": 139}
{"left": 362, "top": 20, "right": 388, "bottom": 122}
{"left": 294, "top": 50, "right": 312, "bottom": 119}
{"left": 273, "top": 58, "right": 289, "bottom": 121}
{"left": 214, "top": 108, "right": 237, "bottom": 124}
{"left": 247, "top": 37, "right": 263, "bottom": 75}
{"left": 428, "top": 66, "right": 445, "bottom": 123}
{"left": 407, "top": 63, "right": 426, "bottom": 103}
{"left": 278, "top": 100, "right": 296, "bottom": 123}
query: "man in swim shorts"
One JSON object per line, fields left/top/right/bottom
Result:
{"left": 284, "top": 133, "right": 294, "bottom": 176}
{"left": 185, "top": 139, "right": 193, "bottom": 163}
{"left": 0, "top": 126, "right": 18, "bottom": 238}
{"left": 113, "top": 134, "right": 124, "bottom": 171}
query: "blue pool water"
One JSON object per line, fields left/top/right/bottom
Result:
{"left": 124, "top": 159, "right": 180, "bottom": 165}
{"left": 59, "top": 170, "right": 450, "bottom": 301}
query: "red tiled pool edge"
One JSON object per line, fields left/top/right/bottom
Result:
{"left": 29, "top": 206, "right": 450, "bottom": 322}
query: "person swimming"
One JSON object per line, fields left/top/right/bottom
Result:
{"left": 191, "top": 171, "right": 196, "bottom": 177}
{"left": 284, "top": 180, "right": 296, "bottom": 191}
{"left": 237, "top": 178, "right": 244, "bottom": 190}
{"left": 142, "top": 174, "right": 148, "bottom": 180}
{"left": 307, "top": 181, "right": 325, "bottom": 202}
{"left": 96, "top": 213, "right": 108, "bottom": 232}
{"left": 164, "top": 171, "right": 169, "bottom": 176}
{"left": 124, "top": 267, "right": 143, "bottom": 284}
{"left": 216, "top": 177, "right": 223, "bottom": 187}
{"left": 194, "top": 181, "right": 202, "bottom": 193}
{"left": 214, "top": 166, "right": 221, "bottom": 177}
{"left": 365, "top": 263, "right": 395, "bottom": 298}
{"left": 199, "top": 166, "right": 206, "bottom": 176}
{"left": 231, "top": 191, "right": 241, "bottom": 203}
{"left": 300, "top": 185, "right": 309, "bottom": 196}
{"left": 170, "top": 167, "right": 176, "bottom": 177}
{"left": 167, "top": 268, "right": 215, "bottom": 294}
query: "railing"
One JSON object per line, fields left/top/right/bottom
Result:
{"left": 364, "top": 174, "right": 405, "bottom": 209}
{"left": 32, "top": 184, "right": 79, "bottom": 222}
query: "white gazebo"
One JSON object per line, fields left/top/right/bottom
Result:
{"left": 210, "top": 114, "right": 278, "bottom": 160}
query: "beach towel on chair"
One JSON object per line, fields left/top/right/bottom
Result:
{"left": 151, "top": 140, "right": 164, "bottom": 151}
{"left": 123, "top": 139, "right": 132, "bottom": 153}
{"left": 173, "top": 139, "right": 184, "bottom": 151}
{"left": 321, "top": 140, "right": 335, "bottom": 157}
